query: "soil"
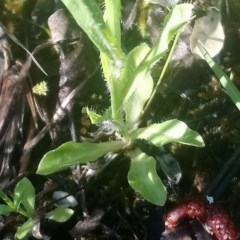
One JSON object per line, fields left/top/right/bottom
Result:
{"left": 0, "top": 0, "right": 240, "bottom": 239}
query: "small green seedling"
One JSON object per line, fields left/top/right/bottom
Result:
{"left": 0, "top": 177, "right": 73, "bottom": 239}
{"left": 37, "top": 0, "right": 204, "bottom": 206}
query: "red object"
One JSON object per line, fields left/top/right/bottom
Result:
{"left": 164, "top": 198, "right": 239, "bottom": 240}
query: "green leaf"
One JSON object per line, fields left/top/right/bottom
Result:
{"left": 14, "top": 178, "right": 35, "bottom": 217}
{"left": 120, "top": 44, "right": 153, "bottom": 129}
{"left": 118, "top": 4, "right": 194, "bottom": 117}
{"left": 82, "top": 107, "right": 103, "bottom": 125}
{"left": 61, "top": 0, "right": 123, "bottom": 63}
{"left": 144, "top": 3, "right": 194, "bottom": 67}
{"left": 0, "top": 204, "right": 14, "bottom": 215}
{"left": 61, "top": 0, "right": 125, "bottom": 120}
{"left": 131, "top": 119, "right": 205, "bottom": 147}
{"left": 104, "top": 0, "right": 121, "bottom": 45}
{"left": 37, "top": 141, "right": 125, "bottom": 175}
{"left": 198, "top": 42, "right": 240, "bottom": 111}
{"left": 0, "top": 189, "right": 15, "bottom": 210}
{"left": 124, "top": 69, "right": 153, "bottom": 130}
{"left": 128, "top": 149, "right": 167, "bottom": 206}
{"left": 121, "top": 43, "right": 150, "bottom": 105}
{"left": 46, "top": 206, "right": 73, "bottom": 222}
{"left": 15, "top": 218, "right": 34, "bottom": 239}
{"left": 82, "top": 107, "right": 112, "bottom": 125}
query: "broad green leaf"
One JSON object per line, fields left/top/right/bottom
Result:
{"left": 14, "top": 178, "right": 35, "bottom": 217}
{"left": 37, "top": 141, "right": 125, "bottom": 175}
{"left": 131, "top": 119, "right": 205, "bottom": 147}
{"left": 128, "top": 149, "right": 167, "bottom": 206}
{"left": 61, "top": 0, "right": 123, "bottom": 64}
{"left": 46, "top": 206, "right": 73, "bottom": 222}
{"left": 15, "top": 218, "right": 34, "bottom": 239}
{"left": 104, "top": 0, "right": 121, "bottom": 45}
{"left": 120, "top": 44, "right": 153, "bottom": 129}
{"left": 121, "top": 43, "right": 150, "bottom": 104}
{"left": 108, "top": 44, "right": 150, "bottom": 122}
{"left": 124, "top": 70, "right": 153, "bottom": 130}
{"left": 0, "top": 204, "right": 14, "bottom": 215}
{"left": 198, "top": 42, "right": 240, "bottom": 111}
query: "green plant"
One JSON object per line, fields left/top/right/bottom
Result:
{"left": 37, "top": 0, "right": 204, "bottom": 206}
{"left": 198, "top": 42, "right": 240, "bottom": 111}
{"left": 0, "top": 177, "right": 73, "bottom": 239}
